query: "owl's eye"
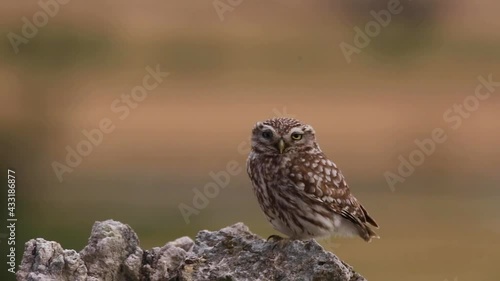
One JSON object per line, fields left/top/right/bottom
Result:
{"left": 261, "top": 131, "right": 273, "bottom": 139}
{"left": 291, "top": 133, "right": 303, "bottom": 140}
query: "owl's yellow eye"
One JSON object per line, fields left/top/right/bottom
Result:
{"left": 291, "top": 133, "right": 303, "bottom": 140}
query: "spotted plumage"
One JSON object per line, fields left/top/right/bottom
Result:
{"left": 246, "top": 117, "right": 379, "bottom": 242}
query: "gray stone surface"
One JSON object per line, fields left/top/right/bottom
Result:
{"left": 17, "top": 220, "right": 367, "bottom": 281}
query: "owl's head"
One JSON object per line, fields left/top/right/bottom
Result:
{"left": 250, "top": 117, "right": 318, "bottom": 155}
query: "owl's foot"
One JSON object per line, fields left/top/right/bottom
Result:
{"left": 266, "top": 235, "right": 291, "bottom": 250}
{"left": 267, "top": 234, "right": 285, "bottom": 242}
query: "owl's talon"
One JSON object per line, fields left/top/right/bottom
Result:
{"left": 267, "top": 235, "right": 284, "bottom": 242}
{"left": 266, "top": 235, "right": 291, "bottom": 250}
{"left": 273, "top": 238, "right": 290, "bottom": 250}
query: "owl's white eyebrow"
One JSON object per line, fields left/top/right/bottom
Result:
{"left": 289, "top": 128, "right": 304, "bottom": 134}
{"left": 260, "top": 125, "right": 277, "bottom": 133}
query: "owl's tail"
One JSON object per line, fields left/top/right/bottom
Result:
{"left": 360, "top": 204, "right": 379, "bottom": 228}
{"left": 339, "top": 209, "right": 380, "bottom": 242}
{"left": 360, "top": 225, "right": 380, "bottom": 243}
{"left": 359, "top": 205, "right": 380, "bottom": 242}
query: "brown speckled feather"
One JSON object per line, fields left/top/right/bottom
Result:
{"left": 286, "top": 151, "right": 379, "bottom": 240}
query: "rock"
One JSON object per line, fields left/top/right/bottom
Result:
{"left": 141, "top": 236, "right": 194, "bottom": 280}
{"left": 80, "top": 220, "right": 142, "bottom": 281}
{"left": 16, "top": 238, "right": 87, "bottom": 281}
{"left": 17, "top": 220, "right": 367, "bottom": 281}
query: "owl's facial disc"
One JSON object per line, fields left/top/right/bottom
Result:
{"left": 252, "top": 119, "right": 317, "bottom": 155}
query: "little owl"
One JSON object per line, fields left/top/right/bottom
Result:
{"left": 246, "top": 117, "right": 379, "bottom": 242}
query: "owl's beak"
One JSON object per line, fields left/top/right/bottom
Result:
{"left": 278, "top": 139, "right": 285, "bottom": 154}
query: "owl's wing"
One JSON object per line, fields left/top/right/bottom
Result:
{"left": 287, "top": 153, "right": 379, "bottom": 241}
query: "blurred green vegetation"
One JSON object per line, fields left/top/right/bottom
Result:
{"left": 0, "top": 26, "right": 118, "bottom": 72}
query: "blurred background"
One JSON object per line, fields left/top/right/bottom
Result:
{"left": 1, "top": 0, "right": 500, "bottom": 280}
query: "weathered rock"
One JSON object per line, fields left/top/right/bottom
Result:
{"left": 80, "top": 220, "right": 143, "bottom": 281}
{"left": 17, "top": 220, "right": 367, "bottom": 281}
{"left": 16, "top": 238, "right": 87, "bottom": 281}
{"left": 141, "top": 236, "right": 194, "bottom": 280}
